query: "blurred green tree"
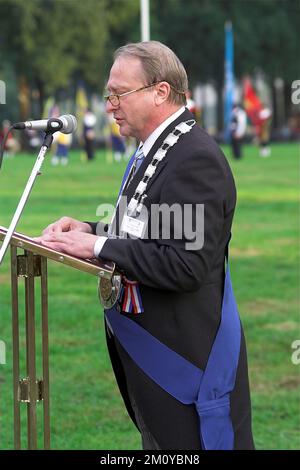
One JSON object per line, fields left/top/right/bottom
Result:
{"left": 151, "top": 0, "right": 300, "bottom": 84}
{"left": 0, "top": 0, "right": 139, "bottom": 114}
{"left": 0, "top": 0, "right": 299, "bottom": 119}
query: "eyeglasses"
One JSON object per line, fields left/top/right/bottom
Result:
{"left": 104, "top": 83, "right": 160, "bottom": 107}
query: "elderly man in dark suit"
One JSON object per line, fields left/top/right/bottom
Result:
{"left": 37, "top": 41, "right": 254, "bottom": 450}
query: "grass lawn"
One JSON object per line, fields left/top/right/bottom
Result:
{"left": 0, "top": 141, "right": 299, "bottom": 449}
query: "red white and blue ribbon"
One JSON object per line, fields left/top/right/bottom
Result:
{"left": 121, "top": 276, "right": 144, "bottom": 314}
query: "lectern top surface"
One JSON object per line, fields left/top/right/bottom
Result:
{"left": 0, "top": 225, "right": 114, "bottom": 279}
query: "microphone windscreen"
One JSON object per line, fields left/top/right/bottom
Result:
{"left": 60, "top": 114, "right": 78, "bottom": 134}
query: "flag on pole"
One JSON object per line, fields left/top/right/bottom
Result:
{"left": 243, "top": 77, "right": 263, "bottom": 127}
{"left": 224, "top": 21, "right": 234, "bottom": 141}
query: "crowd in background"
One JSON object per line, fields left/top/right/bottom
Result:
{"left": 0, "top": 85, "right": 299, "bottom": 164}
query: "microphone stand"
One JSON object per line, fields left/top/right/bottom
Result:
{"left": 0, "top": 132, "right": 54, "bottom": 265}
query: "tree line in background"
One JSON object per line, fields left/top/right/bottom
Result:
{"left": 0, "top": 0, "right": 299, "bottom": 124}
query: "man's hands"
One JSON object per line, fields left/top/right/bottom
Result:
{"left": 34, "top": 217, "right": 98, "bottom": 259}
{"left": 42, "top": 217, "right": 93, "bottom": 235}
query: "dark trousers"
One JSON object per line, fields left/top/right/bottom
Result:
{"left": 84, "top": 138, "right": 95, "bottom": 160}
{"left": 130, "top": 393, "right": 161, "bottom": 450}
{"left": 231, "top": 138, "right": 242, "bottom": 159}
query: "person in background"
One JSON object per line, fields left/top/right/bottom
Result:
{"left": 0, "top": 120, "right": 20, "bottom": 158}
{"left": 256, "top": 107, "right": 272, "bottom": 157}
{"left": 83, "top": 108, "right": 97, "bottom": 161}
{"left": 108, "top": 112, "right": 126, "bottom": 162}
{"left": 230, "top": 103, "right": 247, "bottom": 159}
{"left": 25, "top": 128, "right": 42, "bottom": 152}
{"left": 186, "top": 89, "right": 197, "bottom": 116}
{"left": 51, "top": 132, "right": 72, "bottom": 166}
{"left": 185, "top": 89, "right": 202, "bottom": 124}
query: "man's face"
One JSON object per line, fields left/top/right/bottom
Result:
{"left": 106, "top": 56, "right": 156, "bottom": 141}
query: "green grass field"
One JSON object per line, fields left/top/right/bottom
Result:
{"left": 0, "top": 142, "right": 299, "bottom": 450}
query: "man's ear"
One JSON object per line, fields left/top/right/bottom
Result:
{"left": 154, "top": 82, "right": 171, "bottom": 105}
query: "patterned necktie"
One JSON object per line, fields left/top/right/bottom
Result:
{"left": 124, "top": 146, "right": 145, "bottom": 191}
{"left": 133, "top": 145, "right": 145, "bottom": 174}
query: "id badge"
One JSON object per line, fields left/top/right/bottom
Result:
{"left": 121, "top": 210, "right": 148, "bottom": 239}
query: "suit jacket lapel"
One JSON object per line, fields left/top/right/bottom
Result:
{"left": 123, "top": 108, "right": 193, "bottom": 201}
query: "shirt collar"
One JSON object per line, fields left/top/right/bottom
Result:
{"left": 140, "top": 106, "right": 186, "bottom": 156}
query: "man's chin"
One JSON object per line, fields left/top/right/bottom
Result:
{"left": 118, "top": 124, "right": 130, "bottom": 138}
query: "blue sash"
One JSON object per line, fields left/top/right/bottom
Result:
{"left": 105, "top": 263, "right": 241, "bottom": 450}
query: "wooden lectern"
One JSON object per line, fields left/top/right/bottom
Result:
{"left": 0, "top": 226, "right": 115, "bottom": 450}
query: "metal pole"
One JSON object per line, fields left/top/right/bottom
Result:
{"left": 25, "top": 251, "right": 37, "bottom": 449}
{"left": 10, "top": 245, "right": 21, "bottom": 449}
{"left": 41, "top": 256, "right": 50, "bottom": 449}
{"left": 140, "top": 0, "right": 150, "bottom": 41}
{"left": 0, "top": 133, "right": 53, "bottom": 265}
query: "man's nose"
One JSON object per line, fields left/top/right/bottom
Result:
{"left": 106, "top": 100, "right": 114, "bottom": 113}
{"left": 106, "top": 99, "right": 119, "bottom": 113}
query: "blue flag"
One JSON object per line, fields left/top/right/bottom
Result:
{"left": 224, "top": 22, "right": 234, "bottom": 142}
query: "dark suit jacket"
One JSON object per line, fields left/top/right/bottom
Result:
{"left": 90, "top": 109, "right": 254, "bottom": 450}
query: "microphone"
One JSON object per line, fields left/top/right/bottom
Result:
{"left": 13, "top": 114, "right": 77, "bottom": 134}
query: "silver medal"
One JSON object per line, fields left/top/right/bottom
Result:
{"left": 98, "top": 274, "right": 122, "bottom": 309}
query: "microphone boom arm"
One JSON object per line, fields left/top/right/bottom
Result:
{"left": 0, "top": 132, "right": 54, "bottom": 265}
